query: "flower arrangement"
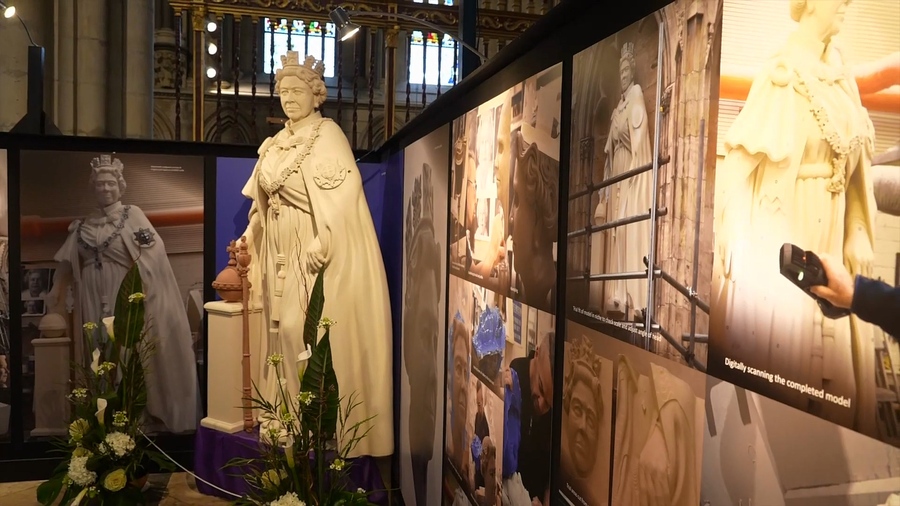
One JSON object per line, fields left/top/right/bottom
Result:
{"left": 37, "top": 264, "right": 173, "bottom": 505}
{"left": 229, "top": 270, "right": 377, "bottom": 506}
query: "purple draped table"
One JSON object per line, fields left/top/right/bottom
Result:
{"left": 193, "top": 425, "right": 388, "bottom": 504}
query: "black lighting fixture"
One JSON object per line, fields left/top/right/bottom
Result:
{"left": 329, "top": 6, "right": 487, "bottom": 64}
{"left": 0, "top": 0, "right": 60, "bottom": 135}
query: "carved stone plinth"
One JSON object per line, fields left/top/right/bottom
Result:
{"left": 30, "top": 337, "right": 72, "bottom": 437}
{"left": 200, "top": 300, "right": 261, "bottom": 433}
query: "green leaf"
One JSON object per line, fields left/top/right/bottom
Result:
{"left": 145, "top": 448, "right": 176, "bottom": 472}
{"left": 114, "top": 263, "right": 146, "bottom": 349}
{"left": 300, "top": 329, "right": 339, "bottom": 439}
{"left": 36, "top": 474, "right": 65, "bottom": 506}
{"left": 302, "top": 271, "right": 325, "bottom": 351}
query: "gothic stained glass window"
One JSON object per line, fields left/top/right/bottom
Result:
{"left": 263, "top": 18, "right": 337, "bottom": 78}
{"left": 409, "top": 0, "right": 459, "bottom": 87}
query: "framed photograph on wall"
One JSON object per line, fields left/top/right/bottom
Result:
{"left": 18, "top": 150, "right": 204, "bottom": 440}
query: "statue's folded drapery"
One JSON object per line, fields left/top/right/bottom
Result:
{"left": 242, "top": 115, "right": 393, "bottom": 458}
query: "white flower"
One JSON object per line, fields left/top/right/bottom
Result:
{"left": 70, "top": 388, "right": 88, "bottom": 401}
{"left": 296, "top": 391, "right": 315, "bottom": 406}
{"left": 67, "top": 456, "right": 97, "bottom": 487}
{"left": 269, "top": 491, "right": 306, "bottom": 506}
{"left": 267, "top": 354, "right": 284, "bottom": 367}
{"left": 103, "top": 432, "right": 136, "bottom": 458}
{"left": 112, "top": 411, "right": 129, "bottom": 428}
{"left": 82, "top": 322, "right": 97, "bottom": 332}
{"left": 70, "top": 488, "right": 89, "bottom": 506}
{"left": 357, "top": 487, "right": 366, "bottom": 494}
{"left": 318, "top": 317, "right": 336, "bottom": 329}
{"left": 102, "top": 316, "right": 115, "bottom": 342}
{"left": 330, "top": 458, "right": 346, "bottom": 471}
{"left": 95, "top": 398, "right": 108, "bottom": 426}
{"left": 127, "top": 292, "right": 146, "bottom": 303}
{"left": 296, "top": 345, "right": 312, "bottom": 382}
{"left": 90, "top": 349, "right": 102, "bottom": 375}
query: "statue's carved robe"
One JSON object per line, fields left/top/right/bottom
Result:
{"left": 711, "top": 33, "right": 878, "bottom": 435}
{"left": 242, "top": 114, "right": 393, "bottom": 457}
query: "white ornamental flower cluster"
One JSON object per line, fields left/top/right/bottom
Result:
{"left": 101, "top": 432, "right": 136, "bottom": 458}
{"left": 269, "top": 491, "right": 306, "bottom": 506}
{"left": 67, "top": 456, "right": 97, "bottom": 487}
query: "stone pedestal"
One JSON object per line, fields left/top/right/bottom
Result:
{"left": 201, "top": 300, "right": 260, "bottom": 433}
{"left": 31, "top": 337, "right": 72, "bottom": 437}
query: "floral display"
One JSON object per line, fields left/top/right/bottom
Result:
{"left": 36, "top": 263, "right": 173, "bottom": 505}
{"left": 229, "top": 271, "right": 378, "bottom": 506}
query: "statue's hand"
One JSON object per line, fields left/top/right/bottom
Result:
{"left": 304, "top": 239, "right": 326, "bottom": 275}
{"left": 844, "top": 230, "right": 874, "bottom": 278}
{"left": 637, "top": 423, "right": 671, "bottom": 506}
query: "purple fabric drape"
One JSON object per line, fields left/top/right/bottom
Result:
{"left": 193, "top": 425, "right": 388, "bottom": 504}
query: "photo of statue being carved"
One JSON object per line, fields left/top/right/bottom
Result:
{"left": 597, "top": 41, "right": 653, "bottom": 322}
{"left": 709, "top": 0, "right": 900, "bottom": 440}
{"left": 49, "top": 155, "right": 200, "bottom": 434}
{"left": 241, "top": 51, "right": 393, "bottom": 458}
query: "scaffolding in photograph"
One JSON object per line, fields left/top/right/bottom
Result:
{"left": 567, "top": 21, "right": 707, "bottom": 372}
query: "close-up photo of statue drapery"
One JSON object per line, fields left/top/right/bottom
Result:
{"left": 49, "top": 155, "right": 200, "bottom": 434}
{"left": 240, "top": 51, "right": 393, "bottom": 458}
{"left": 710, "top": 0, "right": 883, "bottom": 437}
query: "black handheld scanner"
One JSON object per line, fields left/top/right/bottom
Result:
{"left": 779, "top": 243, "right": 851, "bottom": 319}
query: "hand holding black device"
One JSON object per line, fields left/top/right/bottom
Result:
{"left": 779, "top": 243, "right": 851, "bottom": 319}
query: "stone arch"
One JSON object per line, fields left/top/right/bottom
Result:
{"left": 153, "top": 106, "right": 176, "bottom": 140}
{"left": 204, "top": 106, "right": 256, "bottom": 145}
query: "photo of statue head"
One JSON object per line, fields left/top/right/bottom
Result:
{"left": 510, "top": 128, "right": 559, "bottom": 311}
{"left": 401, "top": 123, "right": 449, "bottom": 506}
{"left": 448, "top": 311, "right": 472, "bottom": 478}
{"left": 709, "top": 0, "right": 900, "bottom": 442}
{"left": 560, "top": 335, "right": 613, "bottom": 505}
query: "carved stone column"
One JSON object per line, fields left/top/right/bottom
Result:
{"left": 75, "top": 0, "right": 109, "bottom": 136}
{"left": 125, "top": 0, "right": 155, "bottom": 138}
{"left": 55, "top": 0, "right": 76, "bottom": 134}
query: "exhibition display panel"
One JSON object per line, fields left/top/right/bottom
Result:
{"left": 0, "top": 0, "right": 898, "bottom": 505}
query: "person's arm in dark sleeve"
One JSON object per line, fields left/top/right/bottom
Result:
{"left": 851, "top": 275, "right": 900, "bottom": 338}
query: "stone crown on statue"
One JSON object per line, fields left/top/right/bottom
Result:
{"left": 279, "top": 51, "right": 326, "bottom": 79}
{"left": 90, "top": 154, "right": 124, "bottom": 174}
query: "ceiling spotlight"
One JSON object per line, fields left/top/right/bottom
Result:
{"left": 329, "top": 7, "right": 361, "bottom": 42}
{"left": 207, "top": 43, "right": 218, "bottom": 55}
{"left": 206, "top": 20, "right": 217, "bottom": 32}
{"left": 206, "top": 67, "right": 217, "bottom": 79}
{"left": 3, "top": 5, "right": 15, "bottom": 18}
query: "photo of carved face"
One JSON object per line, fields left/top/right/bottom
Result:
{"left": 406, "top": 244, "right": 440, "bottom": 460}
{"left": 279, "top": 75, "right": 315, "bottom": 122}
{"left": 803, "top": 0, "right": 850, "bottom": 39}
{"left": 619, "top": 58, "right": 633, "bottom": 93}
{"left": 510, "top": 140, "right": 536, "bottom": 284}
{"left": 564, "top": 376, "right": 601, "bottom": 476}
{"left": 26, "top": 271, "right": 43, "bottom": 297}
{"left": 93, "top": 172, "right": 121, "bottom": 208}
{"left": 451, "top": 321, "right": 470, "bottom": 454}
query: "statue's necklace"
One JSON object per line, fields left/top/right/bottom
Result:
{"left": 262, "top": 118, "right": 327, "bottom": 217}
{"left": 76, "top": 206, "right": 132, "bottom": 270}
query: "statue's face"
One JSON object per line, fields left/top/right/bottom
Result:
{"left": 94, "top": 172, "right": 121, "bottom": 207}
{"left": 494, "top": 101, "right": 512, "bottom": 211}
{"left": 279, "top": 75, "right": 315, "bottom": 122}
{"left": 451, "top": 327, "right": 469, "bottom": 450}
{"left": 564, "top": 378, "right": 600, "bottom": 476}
{"left": 620, "top": 60, "right": 633, "bottom": 93}
{"left": 27, "top": 271, "right": 42, "bottom": 293}
{"left": 406, "top": 266, "right": 440, "bottom": 460}
{"left": 807, "top": 0, "right": 850, "bottom": 40}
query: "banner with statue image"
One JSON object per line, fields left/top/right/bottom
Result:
{"left": 707, "top": 0, "right": 900, "bottom": 447}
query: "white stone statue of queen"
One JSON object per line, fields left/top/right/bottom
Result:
{"left": 241, "top": 51, "right": 393, "bottom": 458}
